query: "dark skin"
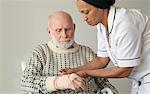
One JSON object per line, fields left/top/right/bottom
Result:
{"left": 60, "top": 0, "right": 133, "bottom": 78}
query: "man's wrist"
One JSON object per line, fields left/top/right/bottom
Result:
{"left": 45, "top": 76, "right": 57, "bottom": 92}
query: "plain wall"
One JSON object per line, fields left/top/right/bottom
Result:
{"left": 1, "top": 1, "right": 97, "bottom": 94}
{"left": 0, "top": 0, "right": 150, "bottom": 94}
{"left": 0, "top": 1, "right": 2, "bottom": 93}
{"left": 149, "top": 0, "right": 150, "bottom": 16}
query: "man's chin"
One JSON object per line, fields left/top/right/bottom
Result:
{"left": 57, "top": 44, "right": 71, "bottom": 49}
{"left": 59, "top": 41, "right": 69, "bottom": 44}
{"left": 57, "top": 40, "right": 74, "bottom": 49}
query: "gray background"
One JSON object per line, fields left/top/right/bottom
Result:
{"left": 0, "top": 0, "right": 150, "bottom": 94}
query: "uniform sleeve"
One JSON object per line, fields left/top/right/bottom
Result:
{"left": 115, "top": 21, "right": 142, "bottom": 67}
{"left": 95, "top": 77, "right": 119, "bottom": 94}
{"left": 21, "top": 49, "right": 56, "bottom": 93}
{"left": 97, "top": 27, "right": 109, "bottom": 57}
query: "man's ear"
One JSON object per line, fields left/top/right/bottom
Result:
{"left": 73, "top": 24, "right": 76, "bottom": 32}
{"left": 46, "top": 27, "right": 51, "bottom": 38}
{"left": 46, "top": 27, "right": 50, "bottom": 34}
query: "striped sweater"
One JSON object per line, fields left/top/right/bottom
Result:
{"left": 21, "top": 42, "right": 118, "bottom": 94}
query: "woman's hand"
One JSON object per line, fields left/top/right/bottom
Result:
{"left": 77, "top": 70, "right": 89, "bottom": 78}
{"left": 59, "top": 68, "right": 77, "bottom": 75}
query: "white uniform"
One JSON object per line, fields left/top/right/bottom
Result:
{"left": 97, "top": 6, "right": 150, "bottom": 94}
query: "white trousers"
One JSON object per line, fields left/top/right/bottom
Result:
{"left": 131, "top": 75, "right": 150, "bottom": 94}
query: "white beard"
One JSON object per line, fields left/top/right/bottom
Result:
{"left": 50, "top": 35, "right": 74, "bottom": 49}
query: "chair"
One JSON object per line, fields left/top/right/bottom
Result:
{"left": 21, "top": 61, "right": 32, "bottom": 94}
{"left": 21, "top": 61, "right": 26, "bottom": 72}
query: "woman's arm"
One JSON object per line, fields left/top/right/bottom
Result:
{"left": 60, "top": 56, "right": 110, "bottom": 74}
{"left": 78, "top": 66, "right": 133, "bottom": 78}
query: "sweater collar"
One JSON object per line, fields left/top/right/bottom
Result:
{"left": 48, "top": 41, "right": 79, "bottom": 53}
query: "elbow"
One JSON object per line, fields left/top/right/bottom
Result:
{"left": 118, "top": 67, "right": 133, "bottom": 78}
{"left": 116, "top": 67, "right": 133, "bottom": 78}
{"left": 97, "top": 57, "right": 110, "bottom": 68}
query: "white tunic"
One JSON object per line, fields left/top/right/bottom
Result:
{"left": 97, "top": 6, "right": 150, "bottom": 81}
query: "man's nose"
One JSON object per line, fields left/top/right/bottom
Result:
{"left": 61, "top": 29, "right": 67, "bottom": 38}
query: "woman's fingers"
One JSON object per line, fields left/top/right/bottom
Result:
{"left": 76, "top": 70, "right": 88, "bottom": 78}
{"left": 59, "top": 68, "right": 75, "bottom": 74}
{"left": 75, "top": 75, "right": 85, "bottom": 82}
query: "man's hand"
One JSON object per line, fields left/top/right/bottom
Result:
{"left": 54, "top": 73, "right": 86, "bottom": 91}
{"left": 59, "top": 68, "right": 77, "bottom": 75}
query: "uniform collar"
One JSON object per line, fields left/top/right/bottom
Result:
{"left": 96, "top": 6, "right": 116, "bottom": 33}
{"left": 108, "top": 6, "right": 116, "bottom": 33}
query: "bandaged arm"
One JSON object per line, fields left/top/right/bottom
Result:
{"left": 46, "top": 73, "right": 86, "bottom": 92}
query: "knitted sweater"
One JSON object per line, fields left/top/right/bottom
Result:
{"left": 21, "top": 42, "right": 118, "bottom": 94}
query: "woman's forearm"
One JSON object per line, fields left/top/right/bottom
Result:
{"left": 75, "top": 56, "right": 110, "bottom": 71}
{"left": 86, "top": 66, "right": 133, "bottom": 78}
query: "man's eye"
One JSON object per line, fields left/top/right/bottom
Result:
{"left": 56, "top": 29, "right": 61, "bottom": 32}
{"left": 65, "top": 28, "right": 71, "bottom": 31}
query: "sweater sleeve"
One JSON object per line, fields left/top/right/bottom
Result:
{"left": 85, "top": 47, "right": 97, "bottom": 63}
{"left": 95, "top": 77, "right": 119, "bottom": 94}
{"left": 21, "top": 48, "right": 56, "bottom": 93}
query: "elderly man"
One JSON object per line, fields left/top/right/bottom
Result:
{"left": 21, "top": 11, "right": 118, "bottom": 94}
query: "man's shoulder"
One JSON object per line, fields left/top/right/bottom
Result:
{"left": 77, "top": 43, "right": 94, "bottom": 52}
{"left": 33, "top": 43, "right": 48, "bottom": 54}
{"left": 78, "top": 43, "right": 89, "bottom": 48}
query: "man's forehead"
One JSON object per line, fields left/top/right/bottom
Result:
{"left": 49, "top": 17, "right": 71, "bottom": 25}
{"left": 49, "top": 18, "right": 73, "bottom": 28}
{"left": 49, "top": 14, "right": 72, "bottom": 24}
{"left": 49, "top": 20, "right": 73, "bottom": 29}
{"left": 49, "top": 11, "right": 72, "bottom": 20}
